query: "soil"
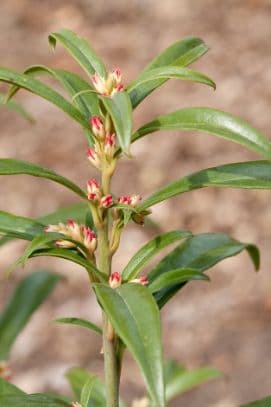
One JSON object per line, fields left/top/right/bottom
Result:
{"left": 1, "top": 1, "right": 271, "bottom": 406}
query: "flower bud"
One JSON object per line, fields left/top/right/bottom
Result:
{"left": 71, "top": 402, "right": 82, "bottom": 407}
{"left": 92, "top": 69, "right": 124, "bottom": 97}
{"left": 66, "top": 219, "right": 82, "bottom": 241}
{"left": 82, "top": 226, "right": 97, "bottom": 252}
{"left": 130, "top": 194, "right": 142, "bottom": 207}
{"left": 91, "top": 73, "right": 106, "bottom": 94}
{"left": 87, "top": 178, "right": 101, "bottom": 202}
{"left": 131, "top": 276, "right": 148, "bottom": 286}
{"left": 90, "top": 116, "right": 105, "bottom": 140}
{"left": 104, "top": 133, "right": 116, "bottom": 159}
{"left": 55, "top": 239, "right": 76, "bottom": 249}
{"left": 101, "top": 194, "right": 114, "bottom": 208}
{"left": 86, "top": 147, "right": 101, "bottom": 169}
{"left": 118, "top": 195, "right": 132, "bottom": 205}
{"left": 109, "top": 272, "right": 122, "bottom": 288}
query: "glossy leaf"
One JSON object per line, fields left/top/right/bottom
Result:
{"left": 54, "top": 317, "right": 102, "bottom": 335}
{"left": 0, "top": 394, "right": 70, "bottom": 406}
{"left": 149, "top": 233, "right": 259, "bottom": 308}
{"left": 0, "top": 159, "right": 87, "bottom": 199}
{"left": 164, "top": 360, "right": 222, "bottom": 401}
{"left": 0, "top": 211, "right": 44, "bottom": 241}
{"left": 127, "top": 66, "right": 215, "bottom": 107}
{"left": 133, "top": 108, "right": 271, "bottom": 160}
{"left": 139, "top": 161, "right": 271, "bottom": 210}
{"left": 122, "top": 229, "right": 192, "bottom": 281}
{"left": 148, "top": 268, "right": 209, "bottom": 293}
{"left": 0, "top": 271, "right": 61, "bottom": 359}
{"left": 241, "top": 396, "right": 271, "bottom": 406}
{"left": 39, "top": 202, "right": 91, "bottom": 226}
{"left": 94, "top": 283, "right": 165, "bottom": 406}
{"left": 0, "top": 67, "right": 89, "bottom": 129}
{"left": 130, "top": 37, "right": 208, "bottom": 107}
{"left": 100, "top": 91, "right": 132, "bottom": 154}
{"left": 0, "top": 378, "right": 25, "bottom": 396}
{"left": 0, "top": 92, "right": 34, "bottom": 122}
{"left": 49, "top": 29, "right": 107, "bottom": 78}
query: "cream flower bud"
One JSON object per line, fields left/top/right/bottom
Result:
{"left": 91, "top": 69, "right": 124, "bottom": 97}
{"left": 71, "top": 402, "right": 82, "bottom": 407}
{"left": 90, "top": 116, "right": 106, "bottom": 139}
{"left": 109, "top": 272, "right": 121, "bottom": 288}
{"left": 82, "top": 226, "right": 97, "bottom": 252}
{"left": 87, "top": 178, "right": 101, "bottom": 202}
{"left": 55, "top": 239, "right": 76, "bottom": 249}
{"left": 91, "top": 73, "right": 106, "bottom": 94}
{"left": 104, "top": 133, "right": 116, "bottom": 159}
{"left": 118, "top": 195, "right": 132, "bottom": 205}
{"left": 66, "top": 219, "right": 82, "bottom": 241}
{"left": 101, "top": 194, "right": 114, "bottom": 208}
{"left": 130, "top": 195, "right": 142, "bottom": 207}
{"left": 131, "top": 276, "right": 148, "bottom": 286}
{"left": 86, "top": 147, "right": 101, "bottom": 169}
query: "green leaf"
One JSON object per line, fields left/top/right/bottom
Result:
{"left": 122, "top": 229, "right": 192, "bottom": 281}
{"left": 130, "top": 37, "right": 208, "bottom": 108}
{"left": 0, "top": 270, "right": 61, "bottom": 359}
{"left": 149, "top": 233, "right": 259, "bottom": 308}
{"left": 0, "top": 378, "right": 25, "bottom": 396}
{"left": 0, "top": 159, "right": 87, "bottom": 199}
{"left": 0, "top": 211, "right": 44, "bottom": 241}
{"left": 94, "top": 283, "right": 165, "bottom": 406}
{"left": 241, "top": 396, "right": 271, "bottom": 406}
{"left": 80, "top": 377, "right": 95, "bottom": 407}
{"left": 49, "top": 29, "right": 107, "bottom": 78}
{"left": 148, "top": 268, "right": 209, "bottom": 293}
{"left": 54, "top": 317, "right": 102, "bottom": 335}
{"left": 164, "top": 361, "right": 222, "bottom": 401}
{"left": 133, "top": 108, "right": 271, "bottom": 160}
{"left": 0, "top": 92, "right": 34, "bottom": 122}
{"left": 0, "top": 394, "right": 70, "bottom": 406}
{"left": 100, "top": 91, "right": 133, "bottom": 154}
{"left": 0, "top": 67, "right": 89, "bottom": 129}
{"left": 139, "top": 161, "right": 271, "bottom": 210}
{"left": 39, "top": 203, "right": 91, "bottom": 226}
{"left": 127, "top": 66, "right": 215, "bottom": 107}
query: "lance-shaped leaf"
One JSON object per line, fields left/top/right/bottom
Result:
{"left": 130, "top": 37, "right": 208, "bottom": 108}
{"left": 0, "top": 159, "right": 87, "bottom": 199}
{"left": 148, "top": 268, "right": 209, "bottom": 293}
{"left": 241, "top": 396, "right": 271, "bottom": 406}
{"left": 100, "top": 91, "right": 132, "bottom": 154}
{"left": 53, "top": 317, "right": 102, "bottom": 335}
{"left": 164, "top": 360, "right": 222, "bottom": 402}
{"left": 49, "top": 29, "right": 107, "bottom": 78}
{"left": 122, "top": 229, "right": 192, "bottom": 281}
{"left": 0, "top": 67, "right": 89, "bottom": 129}
{"left": 0, "top": 394, "right": 71, "bottom": 406}
{"left": 39, "top": 203, "right": 91, "bottom": 226}
{"left": 0, "top": 92, "right": 34, "bottom": 122}
{"left": 0, "top": 211, "right": 44, "bottom": 241}
{"left": 149, "top": 233, "right": 259, "bottom": 308}
{"left": 94, "top": 283, "right": 165, "bottom": 406}
{"left": 133, "top": 108, "right": 271, "bottom": 160}
{"left": 139, "top": 161, "right": 271, "bottom": 210}
{"left": 127, "top": 66, "right": 215, "bottom": 107}
{"left": 0, "top": 270, "right": 61, "bottom": 359}
{"left": 0, "top": 378, "right": 25, "bottom": 396}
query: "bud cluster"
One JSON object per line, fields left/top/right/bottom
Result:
{"left": 118, "top": 195, "right": 142, "bottom": 207}
{"left": 91, "top": 68, "right": 124, "bottom": 97}
{"left": 109, "top": 271, "right": 148, "bottom": 289}
{"left": 45, "top": 220, "right": 97, "bottom": 254}
{"left": 87, "top": 178, "right": 114, "bottom": 208}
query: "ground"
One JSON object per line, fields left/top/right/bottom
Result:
{"left": 0, "top": 1, "right": 271, "bottom": 406}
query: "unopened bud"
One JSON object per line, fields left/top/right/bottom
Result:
{"left": 131, "top": 276, "right": 148, "bottom": 286}
{"left": 92, "top": 69, "right": 124, "bottom": 97}
{"left": 101, "top": 194, "right": 114, "bottom": 208}
{"left": 118, "top": 195, "right": 132, "bottom": 205}
{"left": 87, "top": 147, "right": 101, "bottom": 169}
{"left": 90, "top": 116, "right": 105, "bottom": 140}
{"left": 66, "top": 219, "right": 82, "bottom": 241}
{"left": 109, "top": 272, "right": 121, "bottom": 288}
{"left": 104, "top": 133, "right": 116, "bottom": 159}
{"left": 56, "top": 239, "right": 76, "bottom": 249}
{"left": 82, "top": 226, "right": 97, "bottom": 252}
{"left": 130, "top": 195, "right": 142, "bottom": 207}
{"left": 87, "top": 178, "right": 101, "bottom": 202}
{"left": 92, "top": 73, "right": 106, "bottom": 94}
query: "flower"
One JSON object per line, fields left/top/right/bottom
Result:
{"left": 131, "top": 276, "right": 148, "bottom": 286}
{"left": 104, "top": 132, "right": 116, "bottom": 159}
{"left": 82, "top": 226, "right": 97, "bottom": 252}
{"left": 118, "top": 194, "right": 142, "bottom": 207}
{"left": 91, "top": 68, "right": 124, "bottom": 97}
{"left": 90, "top": 116, "right": 106, "bottom": 140}
{"left": 86, "top": 147, "right": 101, "bottom": 169}
{"left": 87, "top": 178, "right": 101, "bottom": 202}
{"left": 109, "top": 272, "right": 122, "bottom": 288}
{"left": 101, "top": 194, "right": 114, "bottom": 208}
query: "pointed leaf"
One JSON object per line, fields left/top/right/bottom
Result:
{"left": 149, "top": 233, "right": 259, "bottom": 308}
{"left": 94, "top": 283, "right": 165, "bottom": 406}
{"left": 122, "top": 229, "right": 192, "bottom": 281}
{"left": 0, "top": 211, "right": 44, "bottom": 241}
{"left": 0, "top": 159, "right": 87, "bottom": 199}
{"left": 54, "top": 317, "right": 102, "bottom": 335}
{"left": 133, "top": 108, "right": 271, "bottom": 160}
{"left": 0, "top": 67, "right": 89, "bottom": 129}
{"left": 0, "top": 378, "right": 25, "bottom": 396}
{"left": 0, "top": 394, "right": 70, "bottom": 406}
{"left": 0, "top": 92, "right": 34, "bottom": 122}
{"left": 49, "top": 29, "right": 107, "bottom": 78}
{"left": 80, "top": 377, "right": 95, "bottom": 407}
{"left": 100, "top": 91, "right": 132, "bottom": 154}
{"left": 39, "top": 203, "right": 91, "bottom": 226}
{"left": 241, "top": 396, "right": 271, "bottom": 406}
{"left": 148, "top": 268, "right": 209, "bottom": 293}
{"left": 0, "top": 271, "right": 61, "bottom": 359}
{"left": 127, "top": 66, "right": 215, "bottom": 107}
{"left": 139, "top": 161, "right": 271, "bottom": 210}
{"left": 131, "top": 37, "right": 208, "bottom": 108}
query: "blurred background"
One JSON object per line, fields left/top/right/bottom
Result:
{"left": 0, "top": 0, "right": 271, "bottom": 406}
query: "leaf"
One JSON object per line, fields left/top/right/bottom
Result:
{"left": 0, "top": 378, "right": 25, "bottom": 396}
{"left": 122, "top": 229, "right": 192, "bottom": 281}
{"left": 0, "top": 211, "right": 44, "bottom": 241}
{"left": 0, "top": 270, "right": 61, "bottom": 359}
{"left": 241, "top": 396, "right": 271, "bottom": 406}
{"left": 0, "top": 394, "right": 71, "bottom": 406}
{"left": 133, "top": 107, "right": 271, "bottom": 160}
{"left": 80, "top": 377, "right": 95, "bottom": 407}
{"left": 148, "top": 233, "right": 259, "bottom": 308}
{"left": 164, "top": 361, "right": 222, "bottom": 401}
{"left": 0, "top": 159, "right": 87, "bottom": 199}
{"left": 130, "top": 37, "right": 208, "bottom": 108}
{"left": 148, "top": 268, "right": 209, "bottom": 293}
{"left": 139, "top": 161, "right": 271, "bottom": 210}
{"left": 0, "top": 67, "right": 89, "bottom": 129}
{"left": 49, "top": 29, "right": 107, "bottom": 78}
{"left": 94, "top": 283, "right": 165, "bottom": 406}
{"left": 54, "top": 317, "right": 102, "bottom": 335}
{"left": 0, "top": 92, "right": 34, "bottom": 122}
{"left": 39, "top": 203, "right": 91, "bottom": 226}
{"left": 127, "top": 66, "right": 215, "bottom": 107}
{"left": 100, "top": 91, "right": 133, "bottom": 154}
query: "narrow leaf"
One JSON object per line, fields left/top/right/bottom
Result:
{"left": 94, "top": 283, "right": 165, "bottom": 406}
{"left": 0, "top": 67, "right": 89, "bottom": 129}
{"left": 0, "top": 211, "right": 44, "bottom": 241}
{"left": 0, "top": 159, "right": 87, "bottom": 199}
{"left": 122, "top": 229, "right": 192, "bottom": 281}
{"left": 0, "top": 394, "right": 70, "bottom": 406}
{"left": 39, "top": 203, "right": 91, "bottom": 226}
{"left": 133, "top": 108, "right": 271, "bottom": 160}
{"left": 49, "top": 29, "right": 107, "bottom": 78}
{"left": 139, "top": 161, "right": 271, "bottom": 210}
{"left": 0, "top": 271, "right": 61, "bottom": 359}
{"left": 80, "top": 377, "right": 95, "bottom": 407}
{"left": 148, "top": 268, "right": 209, "bottom": 293}
{"left": 0, "top": 92, "right": 34, "bottom": 122}
{"left": 0, "top": 378, "right": 25, "bottom": 396}
{"left": 100, "top": 91, "right": 132, "bottom": 154}
{"left": 241, "top": 396, "right": 271, "bottom": 406}
{"left": 54, "top": 317, "right": 102, "bottom": 335}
